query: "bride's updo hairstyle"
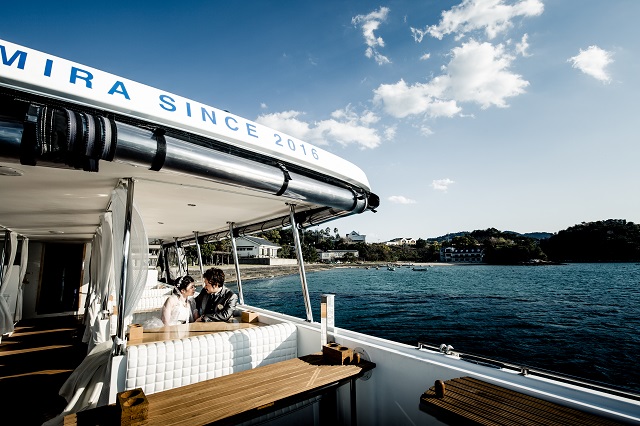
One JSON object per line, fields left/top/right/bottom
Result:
{"left": 174, "top": 275, "right": 195, "bottom": 293}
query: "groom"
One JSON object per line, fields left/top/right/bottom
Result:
{"left": 195, "top": 267, "right": 238, "bottom": 322}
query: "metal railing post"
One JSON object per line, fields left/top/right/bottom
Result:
{"left": 174, "top": 237, "right": 184, "bottom": 277}
{"left": 194, "top": 231, "right": 204, "bottom": 281}
{"left": 0, "top": 230, "right": 8, "bottom": 284}
{"left": 289, "top": 204, "right": 313, "bottom": 322}
{"left": 228, "top": 222, "right": 244, "bottom": 305}
{"left": 115, "top": 178, "right": 134, "bottom": 355}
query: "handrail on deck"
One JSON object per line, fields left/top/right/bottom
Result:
{"left": 417, "top": 341, "right": 640, "bottom": 402}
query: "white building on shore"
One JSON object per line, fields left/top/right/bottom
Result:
{"left": 345, "top": 231, "right": 366, "bottom": 242}
{"left": 317, "top": 249, "right": 359, "bottom": 263}
{"left": 385, "top": 237, "right": 416, "bottom": 246}
{"left": 439, "top": 246, "right": 484, "bottom": 263}
{"left": 235, "top": 236, "right": 281, "bottom": 258}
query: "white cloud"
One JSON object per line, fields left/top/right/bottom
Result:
{"left": 373, "top": 79, "right": 462, "bottom": 118}
{"left": 384, "top": 126, "right": 397, "bottom": 140}
{"left": 255, "top": 110, "right": 312, "bottom": 139}
{"left": 420, "top": 52, "right": 431, "bottom": 61}
{"left": 568, "top": 45, "right": 613, "bottom": 83}
{"left": 431, "top": 178, "right": 455, "bottom": 192}
{"left": 366, "top": 47, "right": 392, "bottom": 65}
{"left": 423, "top": 0, "right": 544, "bottom": 40}
{"left": 411, "top": 27, "right": 427, "bottom": 43}
{"left": 256, "top": 107, "right": 382, "bottom": 149}
{"left": 439, "top": 39, "right": 529, "bottom": 108}
{"left": 352, "top": 7, "right": 392, "bottom": 65}
{"left": 313, "top": 117, "right": 381, "bottom": 149}
{"left": 373, "top": 39, "right": 528, "bottom": 116}
{"left": 515, "top": 33, "right": 530, "bottom": 56}
{"left": 260, "top": 102, "right": 268, "bottom": 109}
{"left": 420, "top": 126, "right": 434, "bottom": 137}
{"left": 358, "top": 110, "right": 380, "bottom": 126}
{"left": 388, "top": 195, "right": 417, "bottom": 204}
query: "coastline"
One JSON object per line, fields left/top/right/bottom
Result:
{"left": 187, "top": 262, "right": 453, "bottom": 283}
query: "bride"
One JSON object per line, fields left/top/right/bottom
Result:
{"left": 161, "top": 275, "right": 198, "bottom": 325}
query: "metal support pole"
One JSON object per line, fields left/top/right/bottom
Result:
{"left": 0, "top": 230, "right": 9, "bottom": 284}
{"left": 174, "top": 237, "right": 184, "bottom": 277}
{"left": 350, "top": 378, "right": 357, "bottom": 426}
{"left": 194, "top": 231, "right": 204, "bottom": 281}
{"left": 162, "top": 244, "right": 170, "bottom": 283}
{"left": 115, "top": 178, "right": 134, "bottom": 356}
{"left": 289, "top": 204, "right": 313, "bottom": 322}
{"left": 228, "top": 222, "right": 244, "bottom": 305}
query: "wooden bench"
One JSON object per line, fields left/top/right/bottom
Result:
{"left": 65, "top": 353, "right": 375, "bottom": 426}
{"left": 419, "top": 376, "right": 629, "bottom": 426}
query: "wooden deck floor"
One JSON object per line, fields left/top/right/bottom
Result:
{"left": 420, "top": 376, "right": 631, "bottom": 426}
{"left": 0, "top": 316, "right": 87, "bottom": 425}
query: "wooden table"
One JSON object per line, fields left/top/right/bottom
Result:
{"left": 128, "top": 321, "right": 265, "bottom": 346}
{"left": 65, "top": 353, "right": 375, "bottom": 426}
{"left": 419, "top": 376, "right": 627, "bottom": 426}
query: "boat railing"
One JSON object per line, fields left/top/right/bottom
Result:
{"left": 417, "top": 341, "right": 640, "bottom": 402}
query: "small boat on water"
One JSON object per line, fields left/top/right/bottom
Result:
{"left": 387, "top": 266, "right": 395, "bottom": 271}
{"left": 412, "top": 267, "right": 429, "bottom": 271}
{"left": 1, "top": 39, "right": 639, "bottom": 426}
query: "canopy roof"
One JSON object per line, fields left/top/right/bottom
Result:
{"left": 0, "top": 39, "right": 378, "bottom": 243}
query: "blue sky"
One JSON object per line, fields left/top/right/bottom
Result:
{"left": 2, "top": 1, "right": 639, "bottom": 242}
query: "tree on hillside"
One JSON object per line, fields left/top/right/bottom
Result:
{"left": 342, "top": 252, "right": 356, "bottom": 263}
{"left": 540, "top": 219, "right": 640, "bottom": 262}
{"left": 366, "top": 243, "right": 395, "bottom": 262}
{"left": 452, "top": 235, "right": 480, "bottom": 247}
{"left": 258, "top": 229, "right": 281, "bottom": 244}
{"left": 483, "top": 237, "right": 546, "bottom": 264}
{"left": 470, "top": 228, "right": 504, "bottom": 241}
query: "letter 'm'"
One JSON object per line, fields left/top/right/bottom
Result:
{"left": 0, "top": 45, "right": 27, "bottom": 69}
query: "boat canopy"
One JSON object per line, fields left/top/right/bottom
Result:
{"left": 0, "top": 39, "right": 379, "bottom": 243}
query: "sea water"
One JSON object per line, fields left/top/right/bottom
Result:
{"left": 239, "top": 262, "right": 640, "bottom": 394}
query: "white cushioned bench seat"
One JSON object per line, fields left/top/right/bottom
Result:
{"left": 134, "top": 295, "right": 170, "bottom": 311}
{"left": 140, "top": 287, "right": 172, "bottom": 298}
{"left": 123, "top": 322, "right": 297, "bottom": 395}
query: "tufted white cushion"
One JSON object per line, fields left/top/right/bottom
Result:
{"left": 124, "top": 322, "right": 297, "bottom": 395}
{"left": 141, "top": 288, "right": 172, "bottom": 298}
{"left": 134, "top": 294, "right": 170, "bottom": 311}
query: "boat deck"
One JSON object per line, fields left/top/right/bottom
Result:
{"left": 420, "top": 376, "right": 632, "bottom": 426}
{"left": 0, "top": 316, "right": 87, "bottom": 425}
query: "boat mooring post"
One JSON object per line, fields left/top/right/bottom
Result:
{"left": 228, "top": 222, "right": 245, "bottom": 305}
{"left": 193, "top": 231, "right": 204, "bottom": 281}
{"left": 115, "top": 178, "right": 134, "bottom": 356}
{"left": 289, "top": 204, "right": 313, "bottom": 322}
